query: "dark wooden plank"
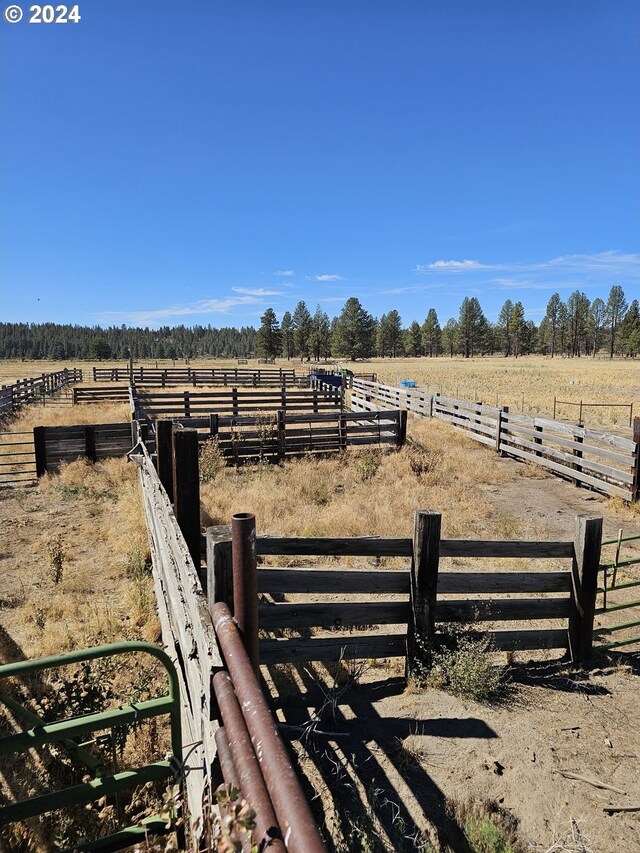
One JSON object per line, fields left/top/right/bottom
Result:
{"left": 438, "top": 571, "right": 572, "bottom": 593}
{"left": 439, "top": 540, "right": 574, "bottom": 558}
{"left": 256, "top": 536, "right": 413, "bottom": 557}
{"left": 258, "top": 601, "right": 410, "bottom": 628}
{"left": 256, "top": 567, "right": 411, "bottom": 594}
{"left": 259, "top": 633, "right": 407, "bottom": 664}
{"left": 473, "top": 629, "right": 568, "bottom": 650}
{"left": 437, "top": 597, "right": 570, "bottom": 622}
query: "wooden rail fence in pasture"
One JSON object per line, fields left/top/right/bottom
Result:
{"left": 133, "top": 386, "right": 342, "bottom": 420}
{"left": 132, "top": 435, "right": 327, "bottom": 850}
{"left": 93, "top": 365, "right": 299, "bottom": 386}
{"left": 158, "top": 409, "right": 406, "bottom": 465}
{"left": 351, "top": 378, "right": 640, "bottom": 502}
{"left": 207, "top": 511, "right": 603, "bottom": 668}
{"left": 33, "top": 422, "right": 133, "bottom": 474}
{"left": 0, "top": 431, "right": 37, "bottom": 487}
{"left": 0, "top": 368, "right": 82, "bottom": 416}
{"left": 72, "top": 385, "right": 131, "bottom": 404}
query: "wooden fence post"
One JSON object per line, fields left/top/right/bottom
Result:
{"left": 172, "top": 428, "right": 202, "bottom": 573}
{"left": 573, "top": 432, "right": 584, "bottom": 487}
{"left": 568, "top": 514, "right": 603, "bottom": 664}
{"left": 339, "top": 412, "right": 348, "bottom": 451}
{"left": 33, "top": 427, "right": 47, "bottom": 477}
{"left": 84, "top": 426, "right": 97, "bottom": 463}
{"left": 232, "top": 387, "right": 239, "bottom": 416}
{"left": 496, "top": 405, "right": 508, "bottom": 455}
{"left": 534, "top": 423, "right": 543, "bottom": 457}
{"left": 209, "top": 413, "right": 219, "bottom": 438}
{"left": 398, "top": 410, "right": 408, "bottom": 447}
{"left": 205, "top": 525, "right": 232, "bottom": 607}
{"left": 183, "top": 391, "right": 190, "bottom": 418}
{"left": 631, "top": 417, "right": 640, "bottom": 502}
{"left": 156, "top": 419, "right": 174, "bottom": 502}
{"left": 407, "top": 510, "right": 441, "bottom": 680}
{"left": 277, "top": 410, "right": 286, "bottom": 461}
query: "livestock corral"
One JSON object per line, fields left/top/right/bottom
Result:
{"left": 1, "top": 357, "right": 639, "bottom": 853}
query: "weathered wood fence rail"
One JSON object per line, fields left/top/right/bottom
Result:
{"left": 0, "top": 368, "right": 83, "bottom": 415}
{"left": 134, "top": 386, "right": 342, "bottom": 419}
{"left": 72, "top": 385, "right": 131, "bottom": 404}
{"left": 158, "top": 409, "right": 406, "bottom": 463}
{"left": 33, "top": 422, "right": 133, "bottom": 474}
{"left": 207, "top": 511, "right": 603, "bottom": 667}
{"left": 93, "top": 366, "right": 299, "bottom": 385}
{"left": 351, "top": 378, "right": 640, "bottom": 502}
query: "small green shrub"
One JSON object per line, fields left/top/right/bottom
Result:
{"left": 355, "top": 451, "right": 381, "bottom": 481}
{"left": 199, "top": 436, "right": 225, "bottom": 482}
{"left": 412, "top": 625, "right": 504, "bottom": 701}
{"left": 465, "top": 817, "right": 516, "bottom": 853}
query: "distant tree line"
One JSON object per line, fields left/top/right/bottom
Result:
{"left": 0, "top": 323, "right": 256, "bottom": 361}
{"left": 1, "top": 286, "right": 638, "bottom": 363}
{"left": 256, "top": 287, "right": 639, "bottom": 361}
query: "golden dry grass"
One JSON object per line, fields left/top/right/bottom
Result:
{"left": 347, "top": 355, "right": 639, "bottom": 428}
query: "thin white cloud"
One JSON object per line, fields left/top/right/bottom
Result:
{"left": 315, "top": 274, "right": 345, "bottom": 282}
{"left": 97, "top": 295, "right": 259, "bottom": 325}
{"left": 415, "top": 250, "right": 640, "bottom": 276}
{"left": 232, "top": 287, "right": 283, "bottom": 296}
{"left": 416, "top": 259, "right": 490, "bottom": 272}
{"left": 274, "top": 270, "right": 295, "bottom": 276}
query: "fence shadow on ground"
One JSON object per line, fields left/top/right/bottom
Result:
{"left": 264, "top": 660, "right": 498, "bottom": 853}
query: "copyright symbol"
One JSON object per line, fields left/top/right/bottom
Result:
{"left": 4, "top": 4, "right": 23, "bottom": 22}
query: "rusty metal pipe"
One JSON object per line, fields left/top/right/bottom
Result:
{"left": 212, "top": 671, "right": 285, "bottom": 853}
{"left": 215, "top": 726, "right": 239, "bottom": 789}
{"left": 232, "top": 512, "right": 259, "bottom": 673}
{"left": 212, "top": 603, "right": 327, "bottom": 853}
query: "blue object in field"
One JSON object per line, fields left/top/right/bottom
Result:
{"left": 399, "top": 380, "right": 417, "bottom": 388}
{"left": 310, "top": 372, "right": 342, "bottom": 388}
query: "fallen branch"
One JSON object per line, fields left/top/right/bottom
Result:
{"left": 554, "top": 770, "right": 626, "bottom": 795}
{"left": 603, "top": 805, "right": 640, "bottom": 815}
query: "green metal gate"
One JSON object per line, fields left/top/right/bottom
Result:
{"left": 0, "top": 641, "right": 182, "bottom": 851}
{"left": 594, "top": 531, "right": 640, "bottom": 650}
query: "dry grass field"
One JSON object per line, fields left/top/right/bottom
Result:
{"left": 2, "top": 354, "right": 637, "bottom": 428}
{"left": 350, "top": 355, "right": 640, "bottom": 428}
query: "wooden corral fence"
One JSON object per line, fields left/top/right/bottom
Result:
{"left": 32, "top": 422, "right": 133, "bottom": 474}
{"left": 0, "top": 368, "right": 82, "bottom": 416}
{"left": 207, "top": 511, "right": 603, "bottom": 668}
{"left": 156, "top": 409, "right": 406, "bottom": 465}
{"left": 132, "top": 431, "right": 327, "bottom": 851}
{"left": 351, "top": 378, "right": 640, "bottom": 502}
{"left": 133, "top": 386, "right": 342, "bottom": 420}
{"left": 72, "top": 385, "right": 131, "bottom": 404}
{"left": 0, "top": 431, "right": 37, "bottom": 487}
{"left": 93, "top": 365, "right": 299, "bottom": 386}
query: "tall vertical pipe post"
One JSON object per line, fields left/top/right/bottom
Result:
{"left": 232, "top": 512, "right": 259, "bottom": 673}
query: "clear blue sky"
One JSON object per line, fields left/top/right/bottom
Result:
{"left": 2, "top": 0, "right": 638, "bottom": 329}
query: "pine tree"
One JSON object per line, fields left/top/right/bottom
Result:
{"left": 255, "top": 309, "right": 282, "bottom": 360}
{"left": 331, "top": 298, "right": 376, "bottom": 361}
{"left": 421, "top": 309, "right": 441, "bottom": 357}
{"left": 292, "top": 301, "right": 312, "bottom": 360}
{"left": 605, "top": 285, "right": 628, "bottom": 357}
{"left": 281, "top": 312, "right": 294, "bottom": 359}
